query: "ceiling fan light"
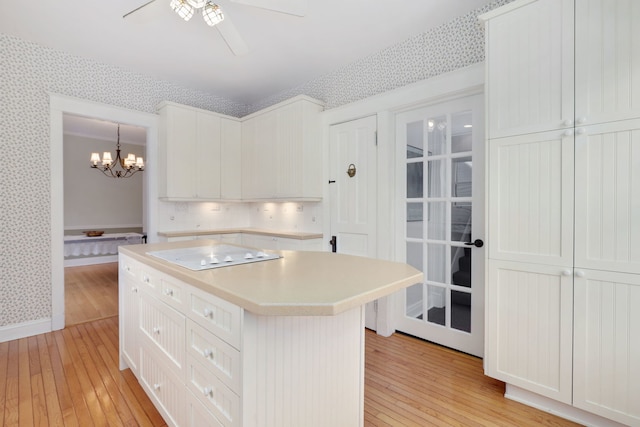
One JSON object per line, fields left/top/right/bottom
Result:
{"left": 170, "top": 0, "right": 195, "bottom": 21}
{"left": 186, "top": 0, "right": 206, "bottom": 8}
{"left": 202, "top": 2, "right": 224, "bottom": 26}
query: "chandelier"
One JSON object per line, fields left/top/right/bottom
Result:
{"left": 90, "top": 124, "right": 145, "bottom": 178}
{"left": 170, "top": 0, "right": 224, "bottom": 26}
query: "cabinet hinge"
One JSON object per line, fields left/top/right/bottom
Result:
{"left": 374, "top": 131, "right": 378, "bottom": 146}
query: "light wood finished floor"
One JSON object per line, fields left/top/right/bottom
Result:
{"left": 0, "top": 263, "right": 581, "bottom": 426}
{"left": 65, "top": 263, "right": 119, "bottom": 326}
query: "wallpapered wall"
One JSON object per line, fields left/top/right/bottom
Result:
{"left": 0, "top": 0, "right": 508, "bottom": 328}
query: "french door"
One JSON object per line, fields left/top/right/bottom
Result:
{"left": 395, "top": 94, "right": 485, "bottom": 357}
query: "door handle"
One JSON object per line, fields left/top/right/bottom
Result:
{"left": 464, "top": 239, "right": 484, "bottom": 248}
{"left": 329, "top": 236, "right": 337, "bottom": 253}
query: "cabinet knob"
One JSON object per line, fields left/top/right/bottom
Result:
{"left": 563, "top": 129, "right": 573, "bottom": 137}
{"left": 203, "top": 387, "right": 213, "bottom": 397}
{"left": 143, "top": 275, "right": 149, "bottom": 283}
{"left": 203, "top": 307, "right": 213, "bottom": 318}
{"left": 576, "top": 117, "right": 587, "bottom": 125}
{"left": 164, "top": 288, "right": 174, "bottom": 296}
{"left": 132, "top": 287, "right": 138, "bottom": 293}
{"left": 576, "top": 128, "right": 585, "bottom": 135}
{"left": 563, "top": 119, "right": 573, "bottom": 127}
{"left": 575, "top": 270, "right": 585, "bottom": 278}
{"left": 561, "top": 269, "right": 572, "bottom": 276}
{"left": 153, "top": 327, "right": 160, "bottom": 334}
{"left": 203, "top": 348, "right": 213, "bottom": 359}
{"left": 153, "top": 383, "right": 161, "bottom": 391}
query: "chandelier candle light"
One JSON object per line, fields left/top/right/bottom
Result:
{"left": 90, "top": 124, "right": 144, "bottom": 178}
{"left": 170, "top": 0, "right": 224, "bottom": 26}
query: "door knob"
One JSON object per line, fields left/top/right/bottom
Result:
{"left": 464, "top": 239, "right": 484, "bottom": 248}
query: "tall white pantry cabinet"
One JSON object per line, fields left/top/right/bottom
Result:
{"left": 481, "top": 1, "right": 640, "bottom": 426}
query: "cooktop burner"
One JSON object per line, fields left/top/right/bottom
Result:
{"left": 146, "top": 244, "right": 281, "bottom": 271}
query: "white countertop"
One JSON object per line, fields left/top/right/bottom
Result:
{"left": 157, "top": 228, "right": 322, "bottom": 240}
{"left": 64, "top": 232, "right": 143, "bottom": 242}
{"left": 119, "top": 240, "right": 423, "bottom": 316}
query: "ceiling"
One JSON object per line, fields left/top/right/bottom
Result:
{"left": 0, "top": 0, "right": 491, "bottom": 106}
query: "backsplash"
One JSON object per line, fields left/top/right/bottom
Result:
{"left": 158, "top": 201, "right": 322, "bottom": 234}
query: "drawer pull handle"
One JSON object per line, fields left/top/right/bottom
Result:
{"left": 203, "top": 387, "right": 213, "bottom": 397}
{"left": 203, "top": 308, "right": 213, "bottom": 318}
{"left": 143, "top": 275, "right": 149, "bottom": 283}
{"left": 153, "top": 327, "right": 160, "bottom": 334}
{"left": 153, "top": 383, "right": 161, "bottom": 391}
{"left": 164, "top": 288, "right": 174, "bottom": 296}
{"left": 132, "top": 287, "right": 138, "bottom": 293}
{"left": 203, "top": 348, "right": 214, "bottom": 359}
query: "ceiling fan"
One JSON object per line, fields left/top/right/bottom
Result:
{"left": 123, "top": 0, "right": 306, "bottom": 56}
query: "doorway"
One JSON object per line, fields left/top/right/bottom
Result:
{"left": 49, "top": 94, "right": 159, "bottom": 330}
{"left": 395, "top": 94, "right": 485, "bottom": 357}
{"left": 328, "top": 115, "right": 378, "bottom": 329}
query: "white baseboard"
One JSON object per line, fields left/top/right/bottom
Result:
{"left": 64, "top": 255, "right": 118, "bottom": 267}
{"left": 505, "top": 384, "right": 627, "bottom": 427}
{"left": 0, "top": 318, "right": 52, "bottom": 343}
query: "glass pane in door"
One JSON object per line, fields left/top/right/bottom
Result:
{"left": 426, "top": 284, "right": 446, "bottom": 326}
{"left": 451, "top": 290, "right": 471, "bottom": 332}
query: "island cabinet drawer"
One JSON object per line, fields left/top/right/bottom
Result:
{"left": 186, "top": 355, "right": 240, "bottom": 427}
{"left": 186, "top": 319, "right": 241, "bottom": 393}
{"left": 139, "top": 290, "right": 185, "bottom": 373}
{"left": 139, "top": 267, "right": 161, "bottom": 293}
{"left": 186, "top": 390, "right": 224, "bottom": 427}
{"left": 159, "top": 277, "right": 185, "bottom": 310}
{"left": 187, "top": 287, "right": 242, "bottom": 350}
{"left": 120, "top": 256, "right": 139, "bottom": 279}
{"left": 140, "top": 345, "right": 184, "bottom": 427}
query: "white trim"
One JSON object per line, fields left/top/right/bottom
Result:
{"left": 64, "top": 255, "right": 119, "bottom": 267}
{"left": 505, "top": 385, "right": 628, "bottom": 427}
{"left": 49, "top": 93, "right": 159, "bottom": 332}
{"left": 320, "top": 63, "right": 484, "bottom": 336}
{"left": 0, "top": 319, "right": 53, "bottom": 343}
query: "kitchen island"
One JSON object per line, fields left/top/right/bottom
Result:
{"left": 119, "top": 240, "right": 422, "bottom": 427}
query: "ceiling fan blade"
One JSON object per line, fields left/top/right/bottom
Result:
{"left": 229, "top": 0, "right": 307, "bottom": 17}
{"left": 123, "top": 0, "right": 158, "bottom": 19}
{"left": 216, "top": 16, "right": 249, "bottom": 56}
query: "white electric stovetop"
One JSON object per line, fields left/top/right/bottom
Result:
{"left": 146, "top": 244, "right": 281, "bottom": 271}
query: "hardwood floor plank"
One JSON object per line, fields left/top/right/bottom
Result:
{"left": 45, "top": 332, "right": 84, "bottom": 427}
{"left": 65, "top": 263, "right": 119, "bottom": 326}
{"left": 0, "top": 341, "right": 8, "bottom": 427}
{"left": 17, "top": 339, "right": 34, "bottom": 426}
{"left": 35, "top": 334, "right": 65, "bottom": 427}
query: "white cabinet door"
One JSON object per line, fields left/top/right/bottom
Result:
{"left": 160, "top": 104, "right": 198, "bottom": 198}
{"left": 484, "top": 0, "right": 574, "bottom": 139}
{"left": 575, "top": 0, "right": 640, "bottom": 127}
{"left": 221, "top": 118, "right": 242, "bottom": 200}
{"left": 573, "top": 268, "right": 640, "bottom": 426}
{"left": 486, "top": 259, "right": 573, "bottom": 404}
{"left": 488, "top": 130, "right": 574, "bottom": 267}
{"left": 242, "top": 112, "right": 277, "bottom": 199}
{"left": 196, "top": 112, "right": 222, "bottom": 199}
{"left": 574, "top": 118, "right": 640, "bottom": 275}
{"left": 119, "top": 274, "right": 139, "bottom": 374}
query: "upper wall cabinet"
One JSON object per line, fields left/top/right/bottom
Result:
{"left": 484, "top": 0, "right": 574, "bottom": 139}
{"left": 575, "top": 0, "right": 640, "bottom": 126}
{"left": 158, "top": 102, "right": 242, "bottom": 201}
{"left": 485, "top": 0, "right": 640, "bottom": 139}
{"left": 242, "top": 96, "right": 324, "bottom": 201}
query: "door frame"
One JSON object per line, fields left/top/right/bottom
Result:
{"left": 320, "top": 63, "right": 484, "bottom": 336}
{"left": 49, "top": 93, "right": 159, "bottom": 331}
{"left": 394, "top": 94, "right": 485, "bottom": 357}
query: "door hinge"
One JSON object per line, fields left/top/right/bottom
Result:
{"left": 374, "top": 131, "right": 378, "bottom": 146}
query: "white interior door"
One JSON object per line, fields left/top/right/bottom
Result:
{"left": 329, "top": 116, "right": 377, "bottom": 329}
{"left": 395, "top": 95, "right": 485, "bottom": 357}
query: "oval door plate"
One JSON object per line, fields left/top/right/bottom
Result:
{"left": 347, "top": 163, "right": 356, "bottom": 177}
